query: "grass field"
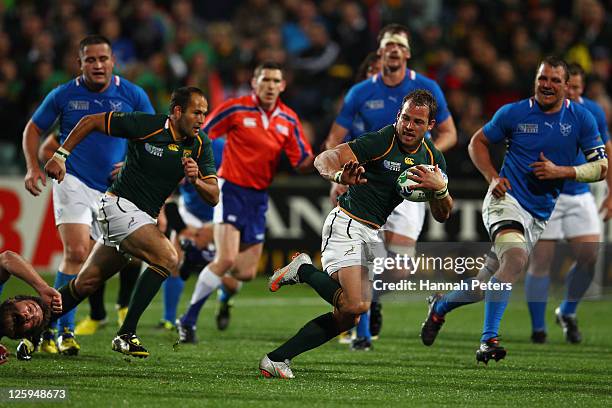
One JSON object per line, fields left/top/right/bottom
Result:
{"left": 1, "top": 274, "right": 611, "bottom": 407}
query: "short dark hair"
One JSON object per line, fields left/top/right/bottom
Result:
{"left": 355, "top": 52, "right": 381, "bottom": 82}
{"left": 254, "top": 61, "right": 283, "bottom": 78}
{"left": 568, "top": 62, "right": 586, "bottom": 83}
{"left": 401, "top": 89, "right": 438, "bottom": 122}
{"left": 169, "top": 87, "right": 206, "bottom": 113}
{"left": 377, "top": 24, "right": 410, "bottom": 49}
{"left": 0, "top": 296, "right": 50, "bottom": 340}
{"left": 539, "top": 56, "right": 569, "bottom": 82}
{"left": 79, "top": 35, "right": 112, "bottom": 55}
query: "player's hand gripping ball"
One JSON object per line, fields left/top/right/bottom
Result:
{"left": 396, "top": 164, "right": 447, "bottom": 202}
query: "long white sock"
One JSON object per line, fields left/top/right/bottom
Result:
{"left": 190, "top": 266, "right": 222, "bottom": 305}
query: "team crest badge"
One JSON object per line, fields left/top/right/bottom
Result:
{"left": 560, "top": 122, "right": 572, "bottom": 136}
{"left": 182, "top": 149, "right": 192, "bottom": 158}
{"left": 168, "top": 144, "right": 179, "bottom": 152}
{"left": 404, "top": 157, "right": 414, "bottom": 165}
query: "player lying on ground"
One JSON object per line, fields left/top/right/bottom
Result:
{"left": 0, "top": 251, "right": 62, "bottom": 363}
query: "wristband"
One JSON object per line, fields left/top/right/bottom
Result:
{"left": 333, "top": 170, "right": 343, "bottom": 184}
{"left": 53, "top": 147, "right": 70, "bottom": 163}
{"left": 434, "top": 186, "right": 449, "bottom": 199}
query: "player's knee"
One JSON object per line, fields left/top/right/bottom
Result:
{"left": 150, "top": 246, "right": 179, "bottom": 271}
{"left": 500, "top": 248, "right": 529, "bottom": 277}
{"left": 64, "top": 244, "right": 90, "bottom": 265}
{"left": 341, "top": 301, "right": 369, "bottom": 316}
{"left": 75, "top": 272, "right": 104, "bottom": 297}
{"left": 574, "top": 244, "right": 599, "bottom": 267}
{"left": 212, "top": 256, "right": 236, "bottom": 274}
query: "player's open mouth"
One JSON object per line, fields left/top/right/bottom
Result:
{"left": 540, "top": 89, "right": 554, "bottom": 96}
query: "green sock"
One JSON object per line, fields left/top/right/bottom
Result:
{"left": 268, "top": 312, "right": 341, "bottom": 361}
{"left": 56, "top": 280, "right": 85, "bottom": 320}
{"left": 117, "top": 262, "right": 140, "bottom": 308}
{"left": 118, "top": 265, "right": 168, "bottom": 335}
{"left": 298, "top": 264, "right": 342, "bottom": 306}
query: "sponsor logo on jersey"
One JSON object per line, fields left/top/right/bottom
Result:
{"left": 168, "top": 144, "right": 179, "bottom": 152}
{"left": 383, "top": 160, "right": 402, "bottom": 172}
{"left": 365, "top": 99, "right": 384, "bottom": 110}
{"left": 68, "top": 100, "right": 90, "bottom": 110}
{"left": 275, "top": 124, "right": 289, "bottom": 136}
{"left": 560, "top": 122, "right": 572, "bottom": 136}
{"left": 109, "top": 100, "right": 123, "bottom": 111}
{"left": 517, "top": 123, "right": 538, "bottom": 133}
{"left": 183, "top": 149, "right": 192, "bottom": 158}
{"left": 404, "top": 157, "right": 414, "bottom": 165}
{"left": 243, "top": 117, "right": 257, "bottom": 127}
{"left": 145, "top": 143, "right": 164, "bottom": 157}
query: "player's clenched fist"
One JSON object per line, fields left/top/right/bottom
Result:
{"left": 182, "top": 157, "right": 199, "bottom": 183}
{"left": 44, "top": 155, "right": 66, "bottom": 183}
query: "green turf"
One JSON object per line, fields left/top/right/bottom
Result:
{"left": 1, "top": 275, "right": 611, "bottom": 407}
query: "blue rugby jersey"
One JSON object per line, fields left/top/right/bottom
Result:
{"left": 336, "top": 69, "right": 450, "bottom": 135}
{"left": 483, "top": 98, "right": 603, "bottom": 220}
{"left": 562, "top": 96, "right": 610, "bottom": 195}
{"left": 32, "top": 75, "right": 154, "bottom": 192}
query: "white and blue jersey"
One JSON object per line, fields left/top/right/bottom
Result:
{"left": 337, "top": 69, "right": 450, "bottom": 140}
{"left": 562, "top": 96, "right": 610, "bottom": 195}
{"left": 179, "top": 137, "right": 226, "bottom": 222}
{"left": 483, "top": 98, "right": 604, "bottom": 220}
{"left": 32, "top": 75, "right": 154, "bottom": 192}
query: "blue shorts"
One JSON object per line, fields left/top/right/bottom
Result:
{"left": 213, "top": 178, "right": 268, "bottom": 244}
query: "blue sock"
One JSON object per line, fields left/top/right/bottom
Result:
{"left": 180, "top": 294, "right": 210, "bottom": 327}
{"left": 163, "top": 276, "right": 185, "bottom": 323}
{"left": 356, "top": 310, "right": 371, "bottom": 341}
{"left": 481, "top": 277, "right": 512, "bottom": 342}
{"left": 218, "top": 285, "right": 231, "bottom": 303}
{"left": 434, "top": 278, "right": 483, "bottom": 315}
{"left": 560, "top": 263, "right": 595, "bottom": 316}
{"left": 0, "top": 282, "right": 4, "bottom": 297}
{"left": 54, "top": 271, "right": 76, "bottom": 332}
{"left": 525, "top": 274, "right": 549, "bottom": 332}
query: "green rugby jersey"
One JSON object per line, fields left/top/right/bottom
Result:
{"left": 338, "top": 125, "right": 446, "bottom": 228}
{"left": 104, "top": 112, "right": 217, "bottom": 217}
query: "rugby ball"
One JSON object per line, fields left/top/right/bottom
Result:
{"left": 396, "top": 164, "right": 447, "bottom": 202}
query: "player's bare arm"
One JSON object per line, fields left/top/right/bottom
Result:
{"left": 408, "top": 164, "right": 453, "bottom": 221}
{"left": 44, "top": 112, "right": 107, "bottom": 182}
{"left": 530, "top": 149, "right": 608, "bottom": 181}
{"left": 22, "top": 120, "right": 47, "bottom": 196}
{"left": 314, "top": 143, "right": 367, "bottom": 185}
{"left": 182, "top": 157, "right": 220, "bottom": 206}
{"left": 38, "top": 133, "right": 60, "bottom": 163}
{"left": 469, "top": 128, "right": 511, "bottom": 198}
{"left": 324, "top": 122, "right": 349, "bottom": 151}
{"left": 294, "top": 155, "right": 315, "bottom": 174}
{"left": 0, "top": 251, "right": 62, "bottom": 314}
{"left": 432, "top": 116, "right": 458, "bottom": 153}
{"left": 600, "top": 141, "right": 612, "bottom": 221}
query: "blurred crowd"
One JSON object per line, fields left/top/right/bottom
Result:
{"left": 0, "top": 0, "right": 611, "bottom": 178}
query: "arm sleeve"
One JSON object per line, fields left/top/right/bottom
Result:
{"left": 591, "top": 103, "right": 610, "bottom": 144}
{"left": 105, "top": 112, "right": 163, "bottom": 140}
{"left": 283, "top": 118, "right": 313, "bottom": 167}
{"left": 428, "top": 81, "right": 451, "bottom": 124}
{"left": 202, "top": 99, "right": 235, "bottom": 139}
{"left": 347, "top": 129, "right": 394, "bottom": 163}
{"left": 135, "top": 86, "right": 155, "bottom": 114}
{"left": 578, "top": 109, "right": 605, "bottom": 154}
{"left": 482, "top": 103, "right": 513, "bottom": 144}
{"left": 433, "top": 148, "right": 447, "bottom": 173}
{"left": 196, "top": 133, "right": 218, "bottom": 180}
{"left": 31, "top": 87, "right": 61, "bottom": 131}
{"left": 335, "top": 86, "right": 360, "bottom": 130}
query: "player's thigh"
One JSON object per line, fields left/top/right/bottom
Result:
{"left": 74, "top": 241, "right": 128, "bottom": 294}
{"left": 120, "top": 224, "right": 178, "bottom": 270}
{"left": 528, "top": 240, "right": 556, "bottom": 277}
{"left": 336, "top": 265, "right": 371, "bottom": 315}
{"left": 195, "top": 222, "right": 214, "bottom": 248}
{"left": 232, "top": 242, "right": 264, "bottom": 280}
{"left": 57, "top": 223, "right": 93, "bottom": 257}
{"left": 213, "top": 223, "right": 241, "bottom": 262}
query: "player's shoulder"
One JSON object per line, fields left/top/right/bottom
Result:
{"left": 47, "top": 77, "right": 82, "bottom": 98}
{"left": 411, "top": 70, "right": 440, "bottom": 89}
{"left": 276, "top": 99, "right": 300, "bottom": 122}
{"left": 567, "top": 99, "right": 595, "bottom": 121}
{"left": 347, "top": 75, "right": 379, "bottom": 97}
{"left": 114, "top": 76, "right": 144, "bottom": 93}
{"left": 577, "top": 97, "right": 605, "bottom": 118}
{"left": 494, "top": 97, "right": 532, "bottom": 118}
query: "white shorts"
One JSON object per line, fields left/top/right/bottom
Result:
{"left": 382, "top": 200, "right": 426, "bottom": 240}
{"left": 482, "top": 191, "right": 547, "bottom": 255}
{"left": 539, "top": 192, "right": 601, "bottom": 240}
{"left": 97, "top": 193, "right": 156, "bottom": 250}
{"left": 178, "top": 196, "right": 205, "bottom": 229}
{"left": 320, "top": 208, "right": 386, "bottom": 280}
{"left": 52, "top": 173, "right": 103, "bottom": 241}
